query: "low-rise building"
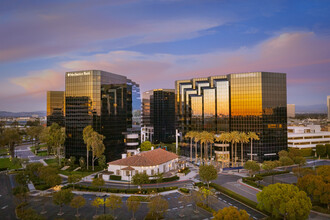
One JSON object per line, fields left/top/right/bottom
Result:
{"left": 288, "top": 126, "right": 330, "bottom": 149}
{"left": 103, "top": 148, "right": 178, "bottom": 181}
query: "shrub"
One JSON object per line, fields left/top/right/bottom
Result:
{"left": 109, "top": 175, "right": 121, "bottom": 181}
{"left": 149, "top": 175, "right": 179, "bottom": 184}
{"left": 325, "top": 144, "right": 330, "bottom": 157}
{"left": 179, "top": 188, "right": 190, "bottom": 193}
{"left": 300, "top": 148, "right": 313, "bottom": 157}
{"left": 316, "top": 144, "right": 326, "bottom": 157}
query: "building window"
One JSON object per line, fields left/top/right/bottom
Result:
{"left": 151, "top": 169, "right": 154, "bottom": 175}
{"left": 163, "top": 165, "right": 166, "bottom": 172}
{"left": 126, "top": 171, "right": 130, "bottom": 176}
{"left": 143, "top": 170, "right": 146, "bottom": 174}
{"left": 116, "top": 170, "right": 120, "bottom": 175}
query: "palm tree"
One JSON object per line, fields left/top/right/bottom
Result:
{"left": 199, "top": 132, "right": 208, "bottom": 164}
{"left": 248, "top": 132, "right": 259, "bottom": 161}
{"left": 185, "top": 131, "right": 195, "bottom": 163}
{"left": 83, "top": 126, "right": 94, "bottom": 170}
{"left": 230, "top": 131, "right": 240, "bottom": 167}
{"left": 238, "top": 132, "right": 249, "bottom": 166}
{"left": 194, "top": 132, "right": 201, "bottom": 163}
{"left": 205, "top": 132, "right": 215, "bottom": 162}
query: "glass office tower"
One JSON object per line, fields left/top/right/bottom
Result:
{"left": 141, "top": 89, "right": 175, "bottom": 143}
{"left": 47, "top": 91, "right": 65, "bottom": 127}
{"left": 176, "top": 72, "right": 287, "bottom": 161}
{"left": 65, "top": 70, "right": 140, "bottom": 161}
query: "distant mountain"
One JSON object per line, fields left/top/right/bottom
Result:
{"left": 0, "top": 111, "right": 46, "bottom": 117}
{"left": 295, "top": 104, "right": 327, "bottom": 114}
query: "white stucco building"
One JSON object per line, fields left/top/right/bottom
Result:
{"left": 103, "top": 148, "right": 178, "bottom": 181}
{"left": 288, "top": 126, "right": 330, "bottom": 149}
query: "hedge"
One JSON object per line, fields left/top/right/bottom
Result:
{"left": 179, "top": 188, "right": 190, "bottom": 193}
{"left": 312, "top": 205, "right": 330, "bottom": 215}
{"left": 63, "top": 184, "right": 178, "bottom": 194}
{"left": 109, "top": 175, "right": 121, "bottom": 181}
{"left": 197, "top": 203, "right": 215, "bottom": 213}
{"left": 256, "top": 170, "right": 290, "bottom": 178}
{"left": 242, "top": 178, "right": 264, "bottom": 190}
{"left": 149, "top": 175, "right": 179, "bottom": 184}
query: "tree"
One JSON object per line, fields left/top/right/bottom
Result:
{"left": 140, "top": 141, "right": 152, "bottom": 151}
{"left": 105, "top": 195, "right": 122, "bottom": 218}
{"left": 205, "top": 132, "right": 215, "bottom": 161}
{"left": 201, "top": 187, "right": 213, "bottom": 207}
{"left": 191, "top": 190, "right": 203, "bottom": 213}
{"left": 83, "top": 125, "right": 94, "bottom": 170}
{"left": 147, "top": 195, "right": 168, "bottom": 220}
{"left": 47, "top": 123, "right": 66, "bottom": 166}
{"left": 69, "top": 156, "right": 76, "bottom": 167}
{"left": 316, "top": 144, "right": 326, "bottom": 158}
{"left": 297, "top": 174, "right": 326, "bottom": 203}
{"left": 247, "top": 132, "right": 259, "bottom": 161}
{"left": 40, "top": 127, "right": 51, "bottom": 155}
{"left": 230, "top": 131, "right": 240, "bottom": 166}
{"left": 288, "top": 148, "right": 302, "bottom": 160}
{"left": 79, "top": 157, "right": 86, "bottom": 170}
{"left": 244, "top": 161, "right": 260, "bottom": 177}
{"left": 279, "top": 156, "right": 294, "bottom": 166}
{"left": 132, "top": 172, "right": 150, "bottom": 189}
{"left": 89, "top": 131, "right": 105, "bottom": 171}
{"left": 292, "top": 167, "right": 315, "bottom": 178}
{"left": 194, "top": 132, "right": 202, "bottom": 163}
{"left": 68, "top": 174, "right": 82, "bottom": 189}
{"left": 13, "top": 186, "right": 28, "bottom": 202}
{"left": 70, "top": 195, "right": 86, "bottom": 217}
{"left": 238, "top": 132, "right": 249, "bottom": 166}
{"left": 126, "top": 196, "right": 141, "bottom": 220}
{"left": 316, "top": 165, "right": 330, "bottom": 183}
{"left": 257, "top": 183, "right": 312, "bottom": 220}
{"left": 92, "top": 177, "right": 105, "bottom": 191}
{"left": 213, "top": 206, "right": 250, "bottom": 220}
{"left": 53, "top": 189, "right": 74, "bottom": 215}
{"left": 278, "top": 150, "right": 289, "bottom": 158}
{"left": 92, "top": 197, "right": 104, "bottom": 216}
{"left": 3, "top": 128, "right": 21, "bottom": 158}
{"left": 262, "top": 160, "right": 278, "bottom": 184}
{"left": 98, "top": 155, "right": 107, "bottom": 169}
{"left": 326, "top": 144, "right": 330, "bottom": 158}
{"left": 15, "top": 171, "right": 29, "bottom": 186}
{"left": 185, "top": 131, "right": 196, "bottom": 163}
{"left": 38, "top": 166, "right": 62, "bottom": 187}
{"left": 199, "top": 164, "right": 217, "bottom": 188}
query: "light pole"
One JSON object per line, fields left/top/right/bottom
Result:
{"left": 103, "top": 194, "right": 106, "bottom": 214}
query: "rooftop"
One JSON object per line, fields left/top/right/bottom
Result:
{"left": 108, "top": 148, "right": 178, "bottom": 167}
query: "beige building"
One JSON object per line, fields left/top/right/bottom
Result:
{"left": 287, "top": 104, "right": 295, "bottom": 118}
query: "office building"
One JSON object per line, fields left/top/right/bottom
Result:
{"left": 47, "top": 91, "right": 65, "bottom": 127}
{"left": 176, "top": 72, "right": 287, "bottom": 161}
{"left": 288, "top": 126, "right": 330, "bottom": 149}
{"left": 64, "top": 70, "right": 140, "bottom": 161}
{"left": 287, "top": 104, "right": 295, "bottom": 118}
{"left": 141, "top": 89, "right": 175, "bottom": 143}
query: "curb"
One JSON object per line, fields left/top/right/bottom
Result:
{"left": 71, "top": 189, "right": 179, "bottom": 197}
{"left": 237, "top": 179, "right": 261, "bottom": 192}
{"left": 310, "top": 210, "right": 330, "bottom": 217}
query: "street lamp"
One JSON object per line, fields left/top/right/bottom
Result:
{"left": 103, "top": 194, "right": 107, "bottom": 215}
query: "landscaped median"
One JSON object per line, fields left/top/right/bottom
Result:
{"left": 209, "top": 182, "right": 270, "bottom": 216}
{"left": 242, "top": 170, "right": 290, "bottom": 189}
{"left": 62, "top": 184, "right": 178, "bottom": 194}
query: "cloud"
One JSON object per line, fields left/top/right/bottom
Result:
{"left": 10, "top": 69, "right": 64, "bottom": 96}
{"left": 5, "top": 31, "right": 330, "bottom": 109}
{"left": 0, "top": 0, "right": 223, "bottom": 62}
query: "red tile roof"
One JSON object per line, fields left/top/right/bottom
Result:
{"left": 108, "top": 148, "right": 178, "bottom": 167}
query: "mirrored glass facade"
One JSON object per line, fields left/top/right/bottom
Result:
{"left": 47, "top": 91, "right": 65, "bottom": 127}
{"left": 175, "top": 72, "right": 287, "bottom": 161}
{"left": 64, "top": 70, "right": 140, "bottom": 161}
{"left": 141, "top": 89, "right": 175, "bottom": 143}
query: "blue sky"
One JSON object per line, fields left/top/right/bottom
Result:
{"left": 0, "top": 0, "right": 329, "bottom": 111}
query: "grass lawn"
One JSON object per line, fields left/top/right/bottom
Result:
{"left": 0, "top": 147, "right": 8, "bottom": 156}
{"left": 30, "top": 144, "right": 48, "bottom": 156}
{"left": 59, "top": 168, "right": 102, "bottom": 178}
{"left": 44, "top": 158, "right": 102, "bottom": 177}
{"left": 0, "top": 158, "right": 22, "bottom": 170}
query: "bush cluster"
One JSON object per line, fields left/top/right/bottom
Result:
{"left": 149, "top": 175, "right": 179, "bottom": 184}
{"left": 63, "top": 184, "right": 178, "bottom": 194}
{"left": 109, "top": 175, "right": 121, "bottom": 181}
{"left": 179, "top": 188, "right": 190, "bottom": 193}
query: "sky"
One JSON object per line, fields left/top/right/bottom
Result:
{"left": 0, "top": 0, "right": 330, "bottom": 112}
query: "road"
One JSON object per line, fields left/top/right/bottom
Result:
{"left": 0, "top": 173, "right": 18, "bottom": 220}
